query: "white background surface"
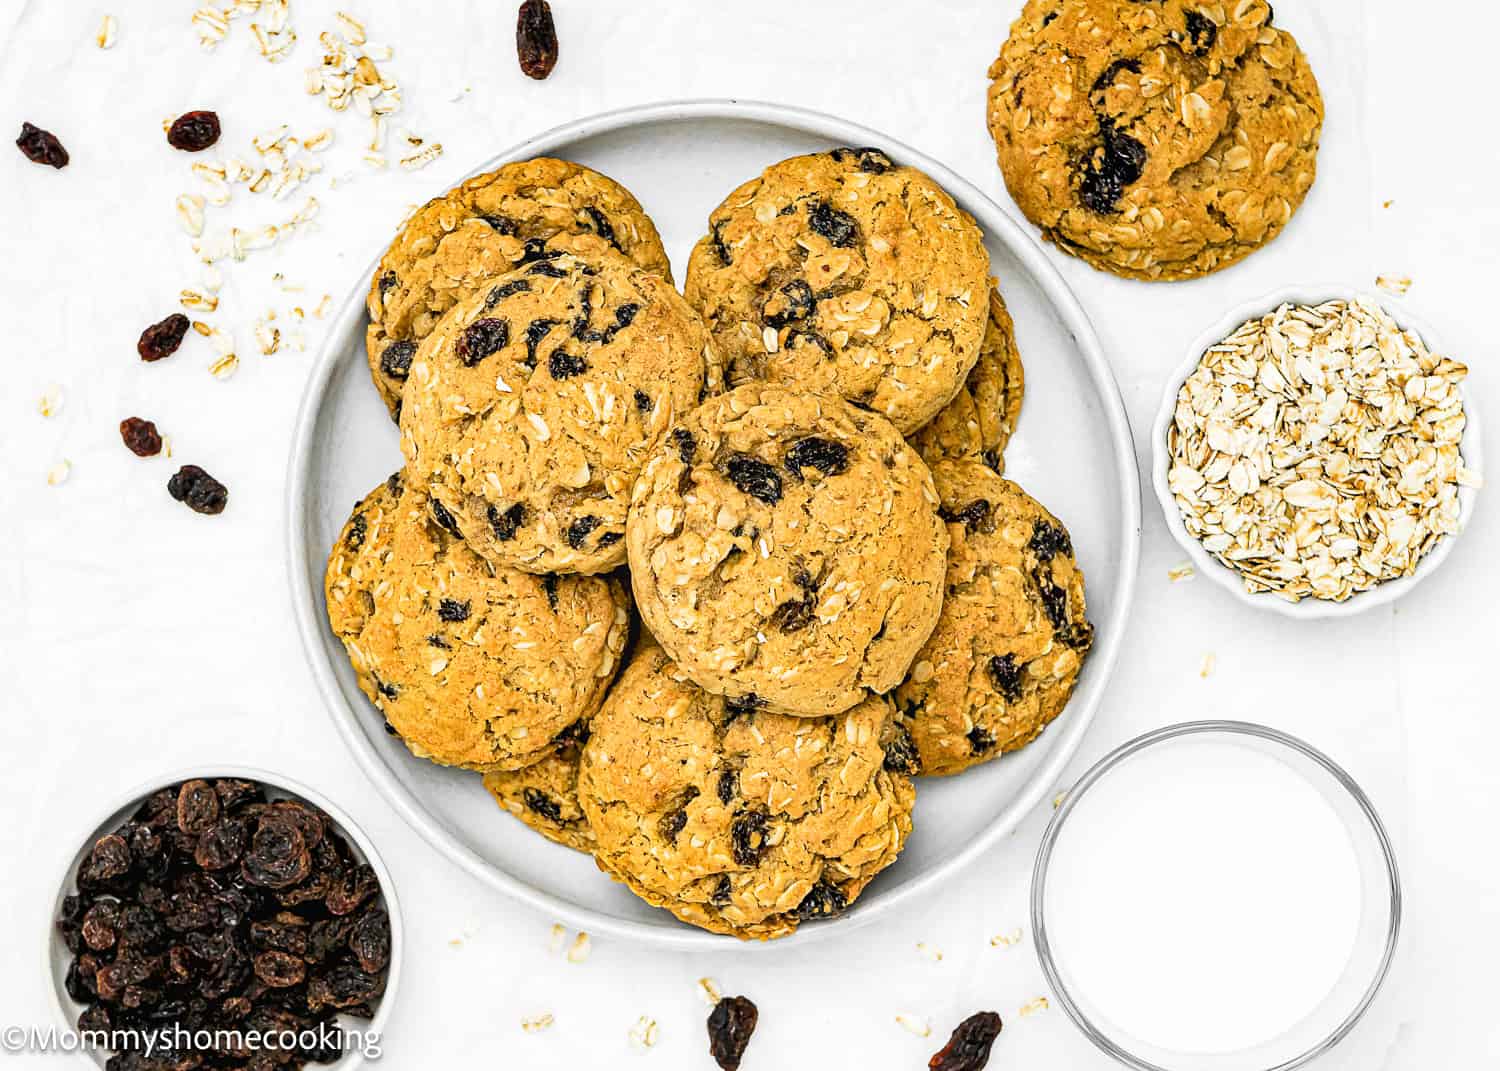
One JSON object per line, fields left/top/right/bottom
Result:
{"left": 0, "top": 2, "right": 1494, "bottom": 1068}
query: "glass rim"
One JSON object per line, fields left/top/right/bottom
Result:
{"left": 1030, "top": 719, "right": 1402, "bottom": 1071}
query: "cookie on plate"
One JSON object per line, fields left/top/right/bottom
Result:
{"left": 684, "top": 148, "right": 991, "bottom": 434}
{"left": 366, "top": 157, "right": 673, "bottom": 417}
{"left": 400, "top": 247, "right": 720, "bottom": 576}
{"left": 909, "top": 285, "right": 1025, "bottom": 473}
{"left": 986, "top": 0, "right": 1323, "bottom": 280}
{"left": 577, "top": 643, "right": 915, "bottom": 939}
{"left": 324, "top": 473, "right": 630, "bottom": 771}
{"left": 626, "top": 384, "right": 948, "bottom": 716}
{"left": 483, "top": 722, "right": 594, "bottom": 852}
{"left": 892, "top": 460, "right": 1093, "bottom": 777}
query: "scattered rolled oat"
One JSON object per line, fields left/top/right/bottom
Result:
{"left": 1052, "top": 791, "right": 1067, "bottom": 808}
{"left": 1167, "top": 562, "right": 1197, "bottom": 583}
{"left": 547, "top": 922, "right": 567, "bottom": 952}
{"left": 96, "top": 14, "right": 118, "bottom": 49}
{"left": 520, "top": 1012, "right": 555, "bottom": 1034}
{"left": 1199, "top": 652, "right": 1216, "bottom": 678}
{"left": 697, "top": 977, "right": 722, "bottom": 1005}
{"left": 1376, "top": 274, "right": 1412, "bottom": 296}
{"left": 38, "top": 385, "right": 64, "bottom": 418}
{"left": 628, "top": 1015, "right": 659, "bottom": 1049}
{"left": 916, "top": 942, "right": 943, "bottom": 962}
{"left": 895, "top": 1013, "right": 932, "bottom": 1038}
{"left": 209, "top": 353, "right": 240, "bottom": 380}
{"left": 990, "top": 928, "right": 1023, "bottom": 948}
{"left": 180, "top": 286, "right": 217, "bottom": 312}
{"left": 1167, "top": 298, "right": 1473, "bottom": 602}
{"left": 1019, "top": 996, "right": 1049, "bottom": 1017}
{"left": 47, "top": 459, "right": 72, "bottom": 486}
{"left": 565, "top": 931, "right": 591, "bottom": 963}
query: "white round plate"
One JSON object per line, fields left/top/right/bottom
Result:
{"left": 286, "top": 99, "right": 1140, "bottom": 949}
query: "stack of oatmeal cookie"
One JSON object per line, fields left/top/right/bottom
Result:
{"left": 324, "top": 149, "right": 1093, "bottom": 939}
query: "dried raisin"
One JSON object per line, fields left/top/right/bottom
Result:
{"left": 523, "top": 788, "right": 563, "bottom": 824}
{"left": 794, "top": 880, "right": 847, "bottom": 921}
{"left": 549, "top": 348, "right": 589, "bottom": 379}
{"left": 1078, "top": 119, "right": 1146, "bottom": 215}
{"left": 379, "top": 341, "right": 415, "bottom": 380}
{"left": 808, "top": 200, "right": 859, "bottom": 247}
{"left": 784, "top": 437, "right": 849, "bottom": 477}
{"left": 707, "top": 995, "right": 759, "bottom": 1071}
{"left": 565, "top": 514, "right": 600, "bottom": 549}
{"left": 167, "top": 465, "right": 228, "bottom": 515}
{"left": 138, "top": 313, "right": 191, "bottom": 362}
{"left": 929, "top": 1011, "right": 1003, "bottom": 1071}
{"left": 457, "top": 317, "right": 509, "bottom": 365}
{"left": 166, "top": 110, "right": 221, "bottom": 152}
{"left": 724, "top": 454, "right": 782, "bottom": 505}
{"left": 516, "top": 0, "right": 559, "bottom": 79}
{"left": 119, "top": 417, "right": 162, "bottom": 457}
{"left": 16, "top": 121, "right": 68, "bottom": 167}
{"left": 489, "top": 502, "right": 525, "bottom": 541}
{"left": 437, "top": 598, "right": 470, "bottom": 622}
{"left": 730, "top": 809, "right": 770, "bottom": 866}
{"left": 940, "top": 499, "right": 992, "bottom": 533}
{"left": 988, "top": 655, "right": 1024, "bottom": 702}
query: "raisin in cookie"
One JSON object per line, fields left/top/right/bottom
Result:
{"left": 324, "top": 474, "right": 630, "bottom": 771}
{"left": 684, "top": 148, "right": 990, "bottom": 434}
{"left": 366, "top": 157, "right": 673, "bottom": 417}
{"left": 483, "top": 722, "right": 593, "bottom": 852}
{"left": 400, "top": 247, "right": 720, "bottom": 576}
{"left": 986, "top": 0, "right": 1323, "bottom": 280}
{"left": 909, "top": 285, "right": 1025, "bottom": 473}
{"left": 892, "top": 460, "right": 1093, "bottom": 777}
{"left": 577, "top": 643, "right": 915, "bottom": 939}
{"left": 626, "top": 384, "right": 948, "bottom": 716}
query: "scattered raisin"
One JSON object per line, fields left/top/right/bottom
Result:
{"left": 166, "top": 110, "right": 221, "bottom": 152}
{"left": 671, "top": 427, "right": 697, "bottom": 466}
{"left": 730, "top": 810, "right": 770, "bottom": 867}
{"left": 167, "top": 465, "right": 228, "bottom": 515}
{"left": 988, "top": 654, "right": 1024, "bottom": 703}
{"left": 137, "top": 313, "right": 191, "bottom": 362}
{"left": 437, "top": 598, "right": 471, "bottom": 622}
{"left": 807, "top": 200, "right": 859, "bottom": 247}
{"left": 967, "top": 727, "right": 996, "bottom": 755}
{"left": 566, "top": 514, "right": 600, "bottom": 549}
{"left": 1029, "top": 521, "right": 1073, "bottom": 561}
{"left": 523, "top": 788, "right": 563, "bottom": 824}
{"left": 794, "top": 880, "right": 848, "bottom": 921}
{"left": 1078, "top": 118, "right": 1146, "bottom": 215}
{"left": 883, "top": 721, "right": 921, "bottom": 775}
{"left": 379, "top": 340, "right": 415, "bottom": 380}
{"left": 516, "top": 0, "right": 559, "bottom": 79}
{"left": 489, "top": 502, "right": 525, "bottom": 541}
{"left": 1184, "top": 10, "right": 1218, "bottom": 54}
{"left": 658, "top": 808, "right": 689, "bottom": 844}
{"left": 784, "top": 437, "right": 849, "bottom": 478}
{"left": 582, "top": 205, "right": 617, "bottom": 247}
{"left": 940, "top": 499, "right": 992, "bottom": 533}
{"left": 763, "top": 278, "right": 815, "bottom": 328}
{"left": 929, "top": 1011, "right": 1003, "bottom": 1071}
{"left": 119, "top": 417, "right": 163, "bottom": 458}
{"left": 549, "top": 348, "right": 589, "bottom": 379}
{"left": 176, "top": 780, "right": 221, "bottom": 835}
{"left": 457, "top": 317, "right": 509, "bottom": 365}
{"left": 707, "top": 995, "right": 759, "bottom": 1071}
{"left": 16, "top": 121, "right": 68, "bottom": 168}
{"left": 724, "top": 454, "right": 782, "bottom": 505}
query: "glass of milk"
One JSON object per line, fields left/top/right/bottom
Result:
{"left": 1032, "top": 721, "right": 1400, "bottom": 1071}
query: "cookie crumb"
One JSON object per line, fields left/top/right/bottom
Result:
{"left": 895, "top": 1013, "right": 932, "bottom": 1037}
{"left": 565, "top": 931, "right": 591, "bottom": 963}
{"left": 628, "top": 1015, "right": 659, "bottom": 1049}
{"left": 38, "top": 385, "right": 63, "bottom": 418}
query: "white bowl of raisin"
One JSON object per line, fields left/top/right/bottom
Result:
{"left": 47, "top": 769, "right": 401, "bottom": 1071}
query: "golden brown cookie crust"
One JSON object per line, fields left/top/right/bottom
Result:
{"left": 324, "top": 474, "right": 630, "bottom": 771}
{"left": 986, "top": 0, "right": 1323, "bottom": 280}
{"left": 366, "top": 157, "right": 672, "bottom": 417}
{"left": 399, "top": 248, "right": 720, "bottom": 576}
{"left": 892, "top": 461, "right": 1093, "bottom": 777}
{"left": 625, "top": 384, "right": 948, "bottom": 717}
{"left": 577, "top": 644, "right": 915, "bottom": 939}
{"left": 684, "top": 149, "right": 990, "bottom": 433}
{"left": 483, "top": 724, "right": 594, "bottom": 852}
{"left": 909, "top": 285, "right": 1025, "bottom": 473}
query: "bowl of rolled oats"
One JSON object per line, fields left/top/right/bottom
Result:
{"left": 1153, "top": 286, "right": 1483, "bottom": 616}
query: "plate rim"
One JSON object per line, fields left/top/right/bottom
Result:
{"left": 284, "top": 96, "right": 1142, "bottom": 950}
